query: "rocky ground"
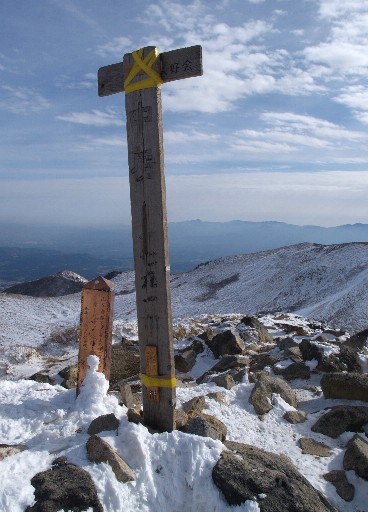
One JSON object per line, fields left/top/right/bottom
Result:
{"left": 8, "top": 312, "right": 366, "bottom": 511}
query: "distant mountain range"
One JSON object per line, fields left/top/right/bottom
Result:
{"left": 0, "top": 220, "right": 367, "bottom": 284}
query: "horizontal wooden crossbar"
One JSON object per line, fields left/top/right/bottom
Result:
{"left": 98, "top": 45, "right": 202, "bottom": 97}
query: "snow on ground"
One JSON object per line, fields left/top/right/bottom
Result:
{"left": 1, "top": 353, "right": 368, "bottom": 511}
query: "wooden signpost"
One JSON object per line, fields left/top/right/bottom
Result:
{"left": 98, "top": 45, "right": 202, "bottom": 431}
{"left": 77, "top": 277, "right": 115, "bottom": 395}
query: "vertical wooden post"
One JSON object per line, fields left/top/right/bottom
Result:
{"left": 98, "top": 45, "right": 202, "bottom": 431}
{"left": 124, "top": 47, "right": 175, "bottom": 431}
{"left": 77, "top": 276, "right": 115, "bottom": 395}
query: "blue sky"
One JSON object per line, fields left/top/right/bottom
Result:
{"left": 1, "top": 0, "right": 368, "bottom": 227}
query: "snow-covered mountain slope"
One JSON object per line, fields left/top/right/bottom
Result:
{"left": 1, "top": 242, "right": 367, "bottom": 379}
{"left": 112, "top": 242, "right": 368, "bottom": 332}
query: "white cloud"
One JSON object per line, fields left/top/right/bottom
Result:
{"left": 335, "top": 85, "right": 368, "bottom": 124}
{"left": 94, "top": 36, "right": 132, "bottom": 58}
{"left": 56, "top": 108, "right": 121, "bottom": 127}
{"left": 0, "top": 86, "right": 50, "bottom": 114}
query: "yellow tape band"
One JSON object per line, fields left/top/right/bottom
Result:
{"left": 141, "top": 373, "right": 176, "bottom": 389}
{"left": 124, "top": 48, "right": 163, "bottom": 94}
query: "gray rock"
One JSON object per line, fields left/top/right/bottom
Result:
{"left": 174, "top": 349, "right": 197, "bottom": 373}
{"left": 185, "top": 413, "right": 227, "bottom": 441}
{"left": 212, "top": 374, "right": 235, "bottom": 389}
{"left": 274, "top": 362, "right": 311, "bottom": 381}
{"left": 87, "top": 413, "right": 120, "bottom": 435}
{"left": 323, "top": 470, "right": 355, "bottom": 502}
{"left": 321, "top": 373, "right": 368, "bottom": 402}
{"left": 299, "top": 339, "right": 324, "bottom": 363}
{"left": 207, "top": 329, "right": 244, "bottom": 358}
{"left": 127, "top": 407, "right": 143, "bottom": 424}
{"left": 239, "top": 316, "right": 273, "bottom": 343}
{"left": 207, "top": 391, "right": 228, "bottom": 405}
{"left": 277, "top": 337, "right": 298, "bottom": 352}
{"left": 174, "top": 409, "right": 188, "bottom": 429}
{"left": 25, "top": 457, "right": 103, "bottom": 512}
{"left": 58, "top": 365, "right": 78, "bottom": 389}
{"left": 283, "top": 411, "right": 307, "bottom": 424}
{"left": 212, "top": 441, "right": 337, "bottom": 511}
{"left": 286, "top": 346, "right": 303, "bottom": 362}
{"left": 343, "top": 434, "right": 368, "bottom": 480}
{"left": 298, "top": 437, "right": 332, "bottom": 457}
{"left": 86, "top": 435, "right": 135, "bottom": 483}
{"left": 29, "top": 372, "right": 57, "bottom": 385}
{"left": 120, "top": 382, "right": 135, "bottom": 408}
{"left": 182, "top": 395, "right": 207, "bottom": 414}
{"left": 249, "top": 375, "right": 297, "bottom": 415}
{"left": 312, "top": 406, "right": 368, "bottom": 438}
{"left": 0, "top": 443, "right": 27, "bottom": 461}
{"left": 249, "top": 353, "right": 280, "bottom": 373}
{"left": 339, "top": 345, "right": 362, "bottom": 372}
{"left": 344, "top": 329, "right": 368, "bottom": 351}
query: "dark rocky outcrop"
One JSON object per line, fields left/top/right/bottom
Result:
{"left": 274, "top": 361, "right": 311, "bottom": 381}
{"left": 26, "top": 457, "right": 103, "bottom": 512}
{"left": 311, "top": 406, "right": 368, "bottom": 438}
{"left": 185, "top": 413, "right": 227, "bottom": 441}
{"left": 87, "top": 413, "right": 120, "bottom": 435}
{"left": 4, "top": 270, "right": 87, "bottom": 297}
{"left": 239, "top": 316, "right": 273, "bottom": 343}
{"left": 321, "top": 373, "right": 368, "bottom": 402}
{"left": 212, "top": 441, "right": 337, "bottom": 511}
{"left": 323, "top": 470, "right": 354, "bottom": 502}
{"left": 206, "top": 329, "right": 244, "bottom": 358}
{"left": 343, "top": 434, "right": 368, "bottom": 480}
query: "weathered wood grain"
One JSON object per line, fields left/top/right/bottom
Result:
{"left": 77, "top": 277, "right": 115, "bottom": 395}
{"left": 124, "top": 47, "right": 176, "bottom": 431}
{"left": 98, "top": 45, "right": 202, "bottom": 96}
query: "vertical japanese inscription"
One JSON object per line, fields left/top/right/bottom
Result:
{"left": 98, "top": 45, "right": 202, "bottom": 432}
{"left": 124, "top": 47, "right": 176, "bottom": 431}
{"left": 77, "top": 277, "right": 115, "bottom": 395}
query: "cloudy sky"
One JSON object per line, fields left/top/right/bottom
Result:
{"left": 1, "top": 0, "right": 368, "bottom": 227}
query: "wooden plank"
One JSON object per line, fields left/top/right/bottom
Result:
{"left": 98, "top": 45, "right": 202, "bottom": 97}
{"left": 77, "top": 277, "right": 115, "bottom": 395}
{"left": 124, "top": 46, "right": 176, "bottom": 431}
{"left": 145, "top": 345, "right": 159, "bottom": 401}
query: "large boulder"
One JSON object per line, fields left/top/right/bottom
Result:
{"left": 86, "top": 435, "right": 135, "bottom": 483}
{"left": 274, "top": 362, "right": 311, "bottom": 381}
{"left": 323, "top": 471, "right": 354, "bottom": 502}
{"left": 212, "top": 441, "right": 337, "bottom": 511}
{"left": 185, "top": 413, "right": 227, "bottom": 441}
{"left": 312, "top": 406, "right": 368, "bottom": 438}
{"left": 207, "top": 329, "right": 244, "bottom": 358}
{"left": 249, "top": 375, "right": 297, "bottom": 415}
{"left": 344, "top": 329, "right": 368, "bottom": 351}
{"left": 343, "top": 434, "right": 368, "bottom": 480}
{"left": 26, "top": 457, "right": 103, "bottom": 512}
{"left": 239, "top": 316, "right": 273, "bottom": 343}
{"left": 321, "top": 373, "right": 368, "bottom": 402}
